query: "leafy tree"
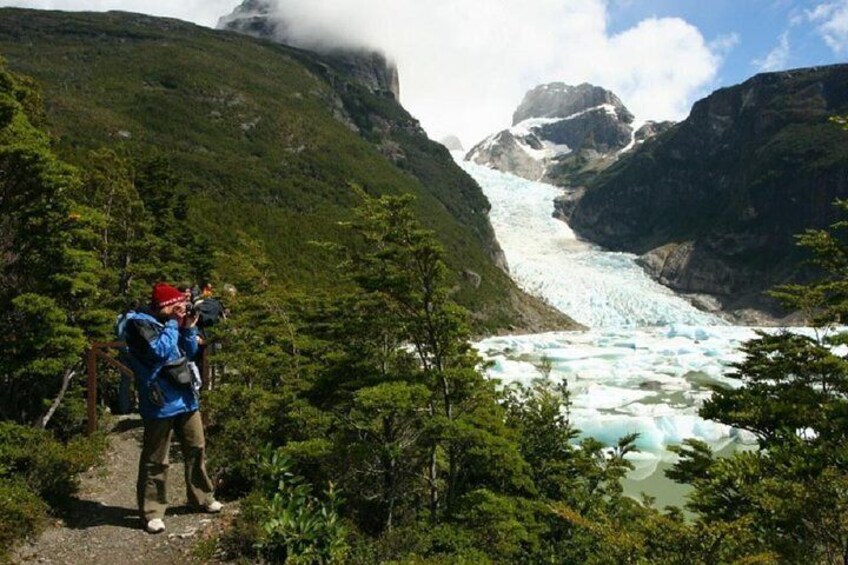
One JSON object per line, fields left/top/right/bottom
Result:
{"left": 0, "top": 61, "right": 106, "bottom": 426}
{"left": 343, "top": 381, "right": 430, "bottom": 531}
{"left": 669, "top": 184, "right": 848, "bottom": 563}
{"left": 322, "top": 192, "right": 533, "bottom": 519}
{"left": 134, "top": 154, "right": 215, "bottom": 285}
{"left": 334, "top": 192, "right": 535, "bottom": 523}
{"left": 76, "top": 148, "right": 159, "bottom": 303}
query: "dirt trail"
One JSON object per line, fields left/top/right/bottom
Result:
{"left": 14, "top": 415, "right": 229, "bottom": 564}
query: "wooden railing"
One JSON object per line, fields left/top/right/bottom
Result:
{"left": 85, "top": 342, "right": 212, "bottom": 435}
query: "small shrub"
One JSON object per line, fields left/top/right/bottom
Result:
{"left": 218, "top": 491, "right": 267, "bottom": 561}
{"left": 224, "top": 446, "right": 348, "bottom": 564}
{"left": 65, "top": 432, "right": 108, "bottom": 472}
{"left": 346, "top": 523, "right": 493, "bottom": 565}
{"left": 0, "top": 422, "right": 83, "bottom": 505}
{"left": 0, "top": 479, "right": 49, "bottom": 561}
{"left": 204, "top": 385, "right": 282, "bottom": 495}
{"left": 46, "top": 389, "right": 91, "bottom": 442}
{"left": 255, "top": 447, "right": 348, "bottom": 564}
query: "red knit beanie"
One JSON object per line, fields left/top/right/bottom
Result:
{"left": 151, "top": 283, "right": 185, "bottom": 308}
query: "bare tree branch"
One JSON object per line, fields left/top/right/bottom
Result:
{"left": 37, "top": 367, "right": 77, "bottom": 429}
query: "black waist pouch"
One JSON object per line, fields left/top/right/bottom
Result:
{"left": 161, "top": 356, "right": 192, "bottom": 388}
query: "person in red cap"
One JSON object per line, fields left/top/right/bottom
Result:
{"left": 119, "top": 282, "right": 222, "bottom": 534}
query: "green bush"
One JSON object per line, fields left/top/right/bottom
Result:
{"left": 253, "top": 447, "right": 348, "bottom": 564}
{"left": 204, "top": 385, "right": 283, "bottom": 496}
{"left": 44, "top": 392, "right": 89, "bottom": 442}
{"left": 346, "top": 523, "right": 493, "bottom": 565}
{"left": 0, "top": 479, "right": 49, "bottom": 561}
{"left": 218, "top": 447, "right": 348, "bottom": 564}
{"left": 216, "top": 491, "right": 268, "bottom": 561}
{"left": 0, "top": 421, "right": 88, "bottom": 505}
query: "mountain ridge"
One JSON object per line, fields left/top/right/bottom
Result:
{"left": 565, "top": 63, "right": 848, "bottom": 316}
{"left": 0, "top": 7, "right": 575, "bottom": 332}
{"left": 218, "top": 0, "right": 401, "bottom": 102}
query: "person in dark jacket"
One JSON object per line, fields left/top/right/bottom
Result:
{"left": 122, "top": 283, "right": 222, "bottom": 534}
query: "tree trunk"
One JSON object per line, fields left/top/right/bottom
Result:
{"left": 429, "top": 446, "right": 438, "bottom": 521}
{"left": 439, "top": 374, "right": 457, "bottom": 512}
{"left": 428, "top": 401, "right": 439, "bottom": 521}
{"left": 383, "top": 415, "right": 396, "bottom": 532}
{"left": 36, "top": 368, "right": 76, "bottom": 429}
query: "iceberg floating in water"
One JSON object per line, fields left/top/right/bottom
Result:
{"left": 460, "top": 159, "right": 816, "bottom": 478}
{"left": 476, "top": 328, "right": 760, "bottom": 458}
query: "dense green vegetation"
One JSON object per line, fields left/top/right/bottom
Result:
{"left": 6, "top": 8, "right": 848, "bottom": 563}
{"left": 197, "top": 147, "right": 848, "bottom": 563}
{"left": 0, "top": 8, "right": 572, "bottom": 333}
{"left": 194, "top": 185, "right": 793, "bottom": 563}
{"left": 0, "top": 58, "right": 124, "bottom": 560}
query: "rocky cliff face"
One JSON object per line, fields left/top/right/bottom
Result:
{"left": 466, "top": 83, "right": 651, "bottom": 185}
{"left": 565, "top": 65, "right": 848, "bottom": 314}
{"left": 218, "top": 0, "right": 400, "bottom": 101}
{"left": 634, "top": 120, "right": 675, "bottom": 143}
{"left": 512, "top": 83, "right": 633, "bottom": 125}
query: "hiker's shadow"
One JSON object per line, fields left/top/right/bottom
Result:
{"left": 61, "top": 499, "right": 200, "bottom": 530}
{"left": 60, "top": 499, "right": 140, "bottom": 530}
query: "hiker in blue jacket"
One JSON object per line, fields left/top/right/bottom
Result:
{"left": 122, "top": 282, "right": 222, "bottom": 534}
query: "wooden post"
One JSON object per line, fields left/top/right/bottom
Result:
{"left": 86, "top": 347, "right": 98, "bottom": 436}
{"left": 200, "top": 345, "right": 211, "bottom": 391}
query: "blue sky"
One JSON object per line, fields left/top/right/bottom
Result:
{"left": 609, "top": 0, "right": 847, "bottom": 87}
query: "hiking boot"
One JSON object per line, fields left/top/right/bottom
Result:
{"left": 146, "top": 518, "right": 165, "bottom": 534}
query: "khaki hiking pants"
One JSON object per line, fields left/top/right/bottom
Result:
{"left": 137, "top": 410, "right": 215, "bottom": 521}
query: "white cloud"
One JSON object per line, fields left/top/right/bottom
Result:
{"left": 710, "top": 32, "right": 741, "bottom": 56}
{"left": 250, "top": 1, "right": 727, "bottom": 146}
{"left": 752, "top": 31, "right": 791, "bottom": 71}
{"left": 2, "top": 0, "right": 730, "bottom": 148}
{"left": 808, "top": 1, "right": 848, "bottom": 54}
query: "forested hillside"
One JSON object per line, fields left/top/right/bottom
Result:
{"left": 0, "top": 8, "right": 571, "bottom": 332}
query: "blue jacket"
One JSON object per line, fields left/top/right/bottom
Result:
{"left": 121, "top": 308, "right": 200, "bottom": 419}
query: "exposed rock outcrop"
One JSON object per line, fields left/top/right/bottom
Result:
{"left": 566, "top": 64, "right": 848, "bottom": 314}
{"left": 512, "top": 83, "right": 633, "bottom": 125}
{"left": 466, "top": 83, "right": 660, "bottom": 186}
{"left": 634, "top": 120, "right": 675, "bottom": 143}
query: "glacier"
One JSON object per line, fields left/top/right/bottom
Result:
{"left": 462, "top": 160, "right": 721, "bottom": 328}
{"left": 458, "top": 158, "right": 770, "bottom": 500}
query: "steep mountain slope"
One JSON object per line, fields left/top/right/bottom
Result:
{"left": 216, "top": 0, "right": 507, "bottom": 272}
{"left": 565, "top": 65, "right": 848, "bottom": 313}
{"left": 0, "top": 8, "right": 574, "bottom": 331}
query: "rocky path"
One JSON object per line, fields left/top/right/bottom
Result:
{"left": 14, "top": 416, "right": 230, "bottom": 564}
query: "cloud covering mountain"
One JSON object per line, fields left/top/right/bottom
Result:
{"left": 210, "top": 0, "right": 725, "bottom": 147}
{"left": 0, "top": 0, "right": 733, "bottom": 146}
